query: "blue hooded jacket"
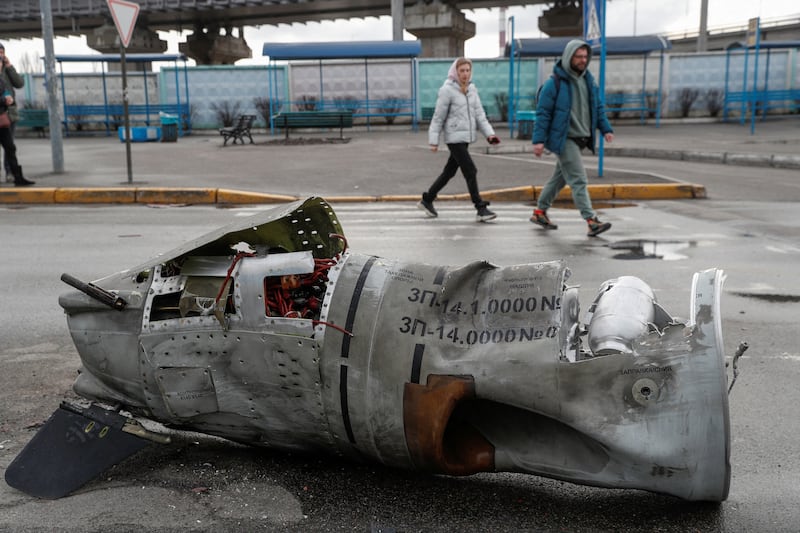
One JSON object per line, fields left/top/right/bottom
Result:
{"left": 532, "top": 39, "right": 613, "bottom": 155}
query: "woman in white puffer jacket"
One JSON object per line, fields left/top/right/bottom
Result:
{"left": 419, "top": 57, "right": 500, "bottom": 222}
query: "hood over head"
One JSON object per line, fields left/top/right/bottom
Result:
{"left": 447, "top": 57, "right": 472, "bottom": 82}
{"left": 561, "top": 39, "right": 592, "bottom": 76}
{"left": 447, "top": 57, "right": 473, "bottom": 94}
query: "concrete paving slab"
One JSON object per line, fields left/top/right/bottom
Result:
{"left": 3, "top": 116, "right": 798, "bottom": 204}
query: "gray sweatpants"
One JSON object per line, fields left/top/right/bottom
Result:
{"left": 536, "top": 138, "right": 595, "bottom": 220}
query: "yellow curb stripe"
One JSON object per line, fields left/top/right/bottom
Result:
{"left": 613, "top": 183, "right": 706, "bottom": 199}
{"left": 324, "top": 196, "right": 381, "bottom": 203}
{"left": 483, "top": 186, "right": 536, "bottom": 202}
{"left": 135, "top": 188, "right": 217, "bottom": 204}
{"left": 0, "top": 188, "right": 57, "bottom": 203}
{"left": 55, "top": 188, "right": 136, "bottom": 203}
{"left": 378, "top": 194, "right": 420, "bottom": 202}
{"left": 1, "top": 184, "right": 706, "bottom": 205}
{"left": 587, "top": 185, "right": 615, "bottom": 200}
{"left": 546, "top": 185, "right": 616, "bottom": 201}
{"left": 216, "top": 189, "right": 298, "bottom": 204}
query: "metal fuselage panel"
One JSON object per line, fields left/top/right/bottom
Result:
{"left": 56, "top": 198, "right": 730, "bottom": 501}
{"left": 135, "top": 253, "right": 333, "bottom": 450}
{"left": 318, "top": 257, "right": 729, "bottom": 501}
{"left": 61, "top": 270, "right": 150, "bottom": 407}
{"left": 317, "top": 253, "right": 568, "bottom": 467}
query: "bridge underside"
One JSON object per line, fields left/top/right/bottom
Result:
{"left": 3, "top": 1, "right": 797, "bottom": 63}
{"left": 1, "top": 0, "right": 569, "bottom": 63}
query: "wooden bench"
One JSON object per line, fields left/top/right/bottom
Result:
{"left": 17, "top": 109, "right": 50, "bottom": 138}
{"left": 219, "top": 114, "right": 257, "bottom": 146}
{"left": 272, "top": 111, "right": 353, "bottom": 139}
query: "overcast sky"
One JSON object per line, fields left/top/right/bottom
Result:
{"left": 3, "top": 0, "right": 798, "bottom": 70}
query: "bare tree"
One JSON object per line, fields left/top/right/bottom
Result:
{"left": 678, "top": 88, "right": 700, "bottom": 118}
{"left": 210, "top": 100, "right": 243, "bottom": 127}
{"left": 705, "top": 88, "right": 724, "bottom": 117}
{"left": 18, "top": 51, "right": 44, "bottom": 74}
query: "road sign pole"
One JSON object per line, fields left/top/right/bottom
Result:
{"left": 107, "top": 0, "right": 140, "bottom": 183}
{"left": 40, "top": 0, "right": 65, "bottom": 173}
{"left": 121, "top": 44, "right": 133, "bottom": 184}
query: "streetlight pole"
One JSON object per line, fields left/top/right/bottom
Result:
{"left": 698, "top": 0, "right": 709, "bottom": 52}
{"left": 40, "top": 0, "right": 64, "bottom": 173}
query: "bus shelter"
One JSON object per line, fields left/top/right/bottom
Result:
{"left": 54, "top": 53, "right": 191, "bottom": 137}
{"left": 505, "top": 35, "right": 671, "bottom": 135}
{"left": 723, "top": 40, "right": 800, "bottom": 133}
{"left": 262, "top": 41, "right": 422, "bottom": 133}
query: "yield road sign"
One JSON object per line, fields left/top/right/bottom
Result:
{"left": 107, "top": 0, "right": 140, "bottom": 48}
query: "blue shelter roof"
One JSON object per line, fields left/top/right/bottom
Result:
{"left": 262, "top": 41, "right": 422, "bottom": 60}
{"left": 507, "top": 36, "right": 671, "bottom": 57}
{"left": 55, "top": 53, "right": 188, "bottom": 63}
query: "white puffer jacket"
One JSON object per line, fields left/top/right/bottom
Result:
{"left": 428, "top": 77, "right": 495, "bottom": 146}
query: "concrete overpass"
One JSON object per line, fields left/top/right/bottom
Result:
{"left": 666, "top": 15, "right": 800, "bottom": 52}
{"left": 4, "top": 1, "right": 796, "bottom": 64}
{"left": 0, "top": 0, "right": 573, "bottom": 63}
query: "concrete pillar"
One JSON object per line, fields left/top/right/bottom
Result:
{"left": 697, "top": 0, "right": 709, "bottom": 52}
{"left": 404, "top": 2, "right": 476, "bottom": 58}
{"left": 88, "top": 24, "right": 167, "bottom": 71}
{"left": 391, "top": 0, "right": 404, "bottom": 41}
{"left": 179, "top": 25, "right": 252, "bottom": 65}
{"left": 538, "top": 1, "right": 582, "bottom": 37}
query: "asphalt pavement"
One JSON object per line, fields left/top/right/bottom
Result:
{"left": 2, "top": 118, "right": 800, "bottom": 531}
{"left": 1, "top": 116, "right": 798, "bottom": 205}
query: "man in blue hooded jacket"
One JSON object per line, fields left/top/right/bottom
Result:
{"left": 530, "top": 39, "right": 614, "bottom": 237}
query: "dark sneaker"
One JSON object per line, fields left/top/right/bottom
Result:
{"left": 417, "top": 197, "right": 438, "bottom": 218}
{"left": 530, "top": 209, "right": 558, "bottom": 229}
{"left": 586, "top": 216, "right": 611, "bottom": 237}
{"left": 476, "top": 205, "right": 496, "bottom": 222}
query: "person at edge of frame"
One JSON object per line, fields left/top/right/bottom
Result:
{"left": 530, "top": 39, "right": 614, "bottom": 237}
{"left": 0, "top": 42, "right": 28, "bottom": 184}
{"left": 419, "top": 57, "right": 501, "bottom": 223}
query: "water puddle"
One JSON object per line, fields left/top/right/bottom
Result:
{"left": 729, "top": 291, "right": 800, "bottom": 303}
{"left": 608, "top": 239, "right": 695, "bottom": 261}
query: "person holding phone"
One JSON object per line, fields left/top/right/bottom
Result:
{"left": 0, "top": 42, "right": 26, "bottom": 184}
{"left": 420, "top": 57, "right": 500, "bottom": 222}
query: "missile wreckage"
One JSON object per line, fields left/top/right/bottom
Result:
{"left": 5, "top": 197, "right": 738, "bottom": 501}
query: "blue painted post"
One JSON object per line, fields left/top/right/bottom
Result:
{"left": 101, "top": 64, "right": 109, "bottom": 136}
{"left": 58, "top": 60, "right": 69, "bottom": 136}
{"left": 723, "top": 49, "right": 732, "bottom": 122}
{"left": 412, "top": 58, "right": 419, "bottom": 132}
{"left": 598, "top": 1, "right": 607, "bottom": 177}
{"left": 741, "top": 48, "right": 749, "bottom": 125}
{"left": 142, "top": 68, "right": 149, "bottom": 126}
{"left": 507, "top": 16, "right": 515, "bottom": 138}
{"left": 761, "top": 49, "right": 772, "bottom": 121}
{"left": 640, "top": 54, "right": 647, "bottom": 124}
{"left": 365, "top": 58, "right": 371, "bottom": 131}
{"left": 749, "top": 20, "right": 761, "bottom": 135}
{"left": 656, "top": 50, "right": 664, "bottom": 128}
{"left": 584, "top": 0, "right": 607, "bottom": 177}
